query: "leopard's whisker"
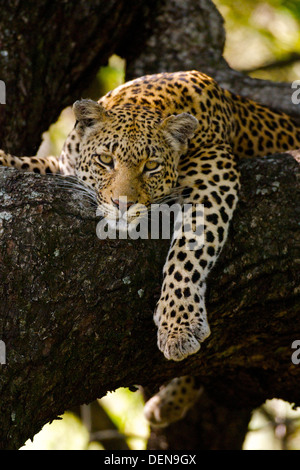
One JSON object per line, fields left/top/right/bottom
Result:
{"left": 50, "top": 175, "right": 98, "bottom": 205}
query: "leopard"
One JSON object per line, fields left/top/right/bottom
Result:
{"left": 1, "top": 70, "right": 300, "bottom": 427}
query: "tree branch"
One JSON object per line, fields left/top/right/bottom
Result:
{"left": 241, "top": 52, "right": 300, "bottom": 75}
{"left": 125, "top": 0, "right": 300, "bottom": 120}
{"left": 0, "top": 153, "right": 299, "bottom": 449}
{"left": 0, "top": 0, "right": 160, "bottom": 155}
{"left": 1, "top": 0, "right": 300, "bottom": 451}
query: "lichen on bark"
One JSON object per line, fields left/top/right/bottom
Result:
{"left": 0, "top": 154, "right": 299, "bottom": 449}
{"left": 0, "top": 0, "right": 300, "bottom": 451}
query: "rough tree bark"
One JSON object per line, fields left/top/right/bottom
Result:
{"left": 0, "top": 0, "right": 299, "bottom": 451}
{"left": 0, "top": 153, "right": 299, "bottom": 450}
{"left": 0, "top": 0, "right": 160, "bottom": 155}
{"left": 124, "top": 0, "right": 300, "bottom": 449}
{"left": 125, "top": 0, "right": 300, "bottom": 120}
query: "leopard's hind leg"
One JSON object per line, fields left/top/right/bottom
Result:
{"left": 144, "top": 376, "right": 203, "bottom": 427}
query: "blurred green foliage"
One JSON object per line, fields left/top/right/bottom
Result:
{"left": 21, "top": 412, "right": 103, "bottom": 450}
{"left": 84, "top": 55, "right": 126, "bottom": 101}
{"left": 215, "top": 0, "right": 300, "bottom": 80}
{"left": 38, "top": 55, "right": 125, "bottom": 157}
{"left": 22, "top": 389, "right": 149, "bottom": 450}
{"left": 100, "top": 388, "right": 150, "bottom": 449}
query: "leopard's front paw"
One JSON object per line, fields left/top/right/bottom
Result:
{"left": 154, "top": 297, "right": 211, "bottom": 361}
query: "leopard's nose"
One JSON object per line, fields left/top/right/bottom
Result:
{"left": 111, "top": 197, "right": 135, "bottom": 212}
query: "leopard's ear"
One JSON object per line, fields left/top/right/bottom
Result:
{"left": 73, "top": 99, "right": 109, "bottom": 135}
{"left": 160, "top": 113, "right": 198, "bottom": 151}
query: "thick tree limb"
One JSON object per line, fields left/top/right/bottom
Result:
{"left": 0, "top": 0, "right": 160, "bottom": 155}
{"left": 125, "top": 0, "right": 300, "bottom": 120}
{"left": 123, "top": 0, "right": 300, "bottom": 449}
{"left": 0, "top": 153, "right": 299, "bottom": 449}
{"left": 1, "top": 0, "right": 300, "bottom": 452}
{"left": 1, "top": 0, "right": 298, "bottom": 161}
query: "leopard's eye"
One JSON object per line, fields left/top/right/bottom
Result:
{"left": 94, "top": 154, "right": 114, "bottom": 168}
{"left": 144, "top": 160, "right": 160, "bottom": 172}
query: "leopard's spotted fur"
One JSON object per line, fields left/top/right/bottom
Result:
{"left": 1, "top": 70, "right": 299, "bottom": 426}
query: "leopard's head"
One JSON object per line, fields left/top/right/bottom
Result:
{"left": 73, "top": 99, "right": 198, "bottom": 223}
